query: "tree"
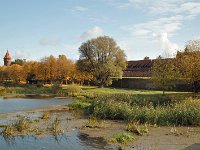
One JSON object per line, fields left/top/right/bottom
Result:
{"left": 77, "top": 36, "right": 127, "bottom": 87}
{"left": 22, "top": 61, "right": 39, "bottom": 83}
{"left": 38, "top": 55, "right": 57, "bottom": 84}
{"left": 7, "top": 64, "right": 24, "bottom": 83}
{"left": 144, "top": 56, "right": 150, "bottom": 60}
{"left": 11, "top": 59, "right": 26, "bottom": 66}
{"left": 55, "top": 55, "right": 74, "bottom": 84}
{"left": 151, "top": 58, "right": 178, "bottom": 95}
{"left": 175, "top": 39, "right": 200, "bottom": 93}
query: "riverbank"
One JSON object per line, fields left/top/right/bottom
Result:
{"left": 0, "top": 85, "right": 200, "bottom": 149}
{"left": 0, "top": 105, "right": 199, "bottom": 150}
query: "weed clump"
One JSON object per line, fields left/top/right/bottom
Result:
{"left": 50, "top": 118, "right": 64, "bottom": 135}
{"left": 84, "top": 117, "right": 104, "bottom": 128}
{"left": 127, "top": 121, "right": 149, "bottom": 136}
{"left": 1, "top": 126, "right": 14, "bottom": 136}
{"left": 14, "top": 117, "right": 30, "bottom": 132}
{"left": 41, "top": 111, "right": 50, "bottom": 119}
{"left": 108, "top": 131, "right": 136, "bottom": 150}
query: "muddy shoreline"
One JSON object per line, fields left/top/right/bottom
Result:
{"left": 0, "top": 104, "right": 199, "bottom": 150}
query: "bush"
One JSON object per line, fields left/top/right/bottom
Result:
{"left": 51, "top": 84, "right": 62, "bottom": 94}
{"left": 0, "top": 86, "right": 6, "bottom": 95}
{"left": 66, "top": 84, "right": 82, "bottom": 96}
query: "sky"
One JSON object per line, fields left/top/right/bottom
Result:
{"left": 0, "top": 0, "right": 200, "bottom": 65}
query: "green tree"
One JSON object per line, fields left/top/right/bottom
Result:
{"left": 151, "top": 58, "right": 178, "bottom": 95}
{"left": 143, "top": 56, "right": 150, "bottom": 60}
{"left": 11, "top": 59, "right": 26, "bottom": 66}
{"left": 77, "top": 36, "right": 127, "bottom": 87}
{"left": 176, "top": 39, "right": 200, "bottom": 93}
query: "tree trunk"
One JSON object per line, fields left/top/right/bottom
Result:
{"left": 193, "top": 81, "right": 199, "bottom": 93}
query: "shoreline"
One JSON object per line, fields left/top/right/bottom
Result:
{"left": 0, "top": 104, "right": 199, "bottom": 150}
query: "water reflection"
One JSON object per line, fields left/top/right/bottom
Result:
{"left": 0, "top": 130, "right": 111, "bottom": 150}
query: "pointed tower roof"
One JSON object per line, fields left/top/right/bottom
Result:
{"left": 4, "top": 50, "right": 11, "bottom": 59}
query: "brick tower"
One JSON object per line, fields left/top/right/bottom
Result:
{"left": 4, "top": 50, "right": 11, "bottom": 66}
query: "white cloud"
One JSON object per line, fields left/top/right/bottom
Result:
{"left": 80, "top": 26, "right": 104, "bottom": 41}
{"left": 39, "top": 37, "right": 62, "bottom": 46}
{"left": 115, "top": 0, "right": 200, "bottom": 58}
{"left": 14, "top": 50, "right": 28, "bottom": 59}
{"left": 70, "top": 6, "right": 88, "bottom": 15}
{"left": 123, "top": 15, "right": 183, "bottom": 39}
{"left": 74, "top": 6, "right": 88, "bottom": 12}
{"left": 157, "top": 33, "right": 179, "bottom": 57}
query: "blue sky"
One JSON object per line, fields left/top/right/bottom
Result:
{"left": 0, "top": 0, "right": 200, "bottom": 65}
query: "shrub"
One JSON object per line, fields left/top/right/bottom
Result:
{"left": 0, "top": 86, "right": 6, "bottom": 95}
{"left": 51, "top": 84, "right": 62, "bottom": 94}
{"left": 67, "top": 84, "right": 82, "bottom": 96}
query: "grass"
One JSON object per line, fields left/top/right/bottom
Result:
{"left": 49, "top": 118, "right": 63, "bottom": 135}
{"left": 1, "top": 84, "right": 200, "bottom": 126}
{"left": 68, "top": 86, "right": 200, "bottom": 126}
{"left": 14, "top": 117, "right": 30, "bottom": 132}
{"left": 1, "top": 126, "right": 14, "bottom": 136}
{"left": 41, "top": 111, "right": 50, "bottom": 119}
{"left": 108, "top": 131, "right": 136, "bottom": 146}
{"left": 84, "top": 117, "right": 104, "bottom": 128}
{"left": 127, "top": 121, "right": 149, "bottom": 136}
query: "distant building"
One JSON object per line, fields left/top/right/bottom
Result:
{"left": 123, "top": 60, "right": 154, "bottom": 77}
{"left": 4, "top": 50, "right": 12, "bottom": 66}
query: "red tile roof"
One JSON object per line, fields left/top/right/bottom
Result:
{"left": 4, "top": 50, "right": 11, "bottom": 59}
{"left": 123, "top": 60, "right": 154, "bottom": 77}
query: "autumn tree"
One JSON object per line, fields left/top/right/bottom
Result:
{"left": 77, "top": 36, "right": 127, "bottom": 87}
{"left": 6, "top": 64, "right": 24, "bottom": 83}
{"left": 175, "top": 39, "right": 200, "bottom": 93}
{"left": 22, "top": 61, "right": 39, "bottom": 83}
{"left": 55, "top": 55, "right": 74, "bottom": 84}
{"left": 70, "top": 63, "right": 93, "bottom": 85}
{"left": 38, "top": 55, "right": 57, "bottom": 84}
{"left": 151, "top": 58, "right": 179, "bottom": 95}
{"left": 0, "top": 66, "right": 7, "bottom": 81}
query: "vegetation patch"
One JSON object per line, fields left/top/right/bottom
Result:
{"left": 66, "top": 84, "right": 82, "bottom": 96}
{"left": 84, "top": 117, "right": 104, "bottom": 128}
{"left": 49, "top": 118, "right": 63, "bottom": 135}
{"left": 41, "top": 111, "right": 50, "bottom": 119}
{"left": 14, "top": 117, "right": 30, "bottom": 132}
{"left": 126, "top": 121, "right": 149, "bottom": 136}
{"left": 77, "top": 93, "right": 200, "bottom": 126}
{"left": 108, "top": 131, "right": 136, "bottom": 149}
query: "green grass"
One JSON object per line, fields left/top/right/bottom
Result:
{"left": 68, "top": 86, "right": 200, "bottom": 126}
{"left": 108, "top": 131, "right": 136, "bottom": 145}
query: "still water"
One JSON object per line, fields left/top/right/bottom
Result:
{"left": 0, "top": 130, "right": 111, "bottom": 150}
{"left": 0, "top": 97, "right": 70, "bottom": 113}
{"left": 0, "top": 97, "right": 115, "bottom": 150}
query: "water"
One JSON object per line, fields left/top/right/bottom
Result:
{"left": 0, "top": 97, "right": 70, "bottom": 113}
{"left": 0, "top": 130, "right": 112, "bottom": 150}
{"left": 0, "top": 97, "right": 115, "bottom": 150}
